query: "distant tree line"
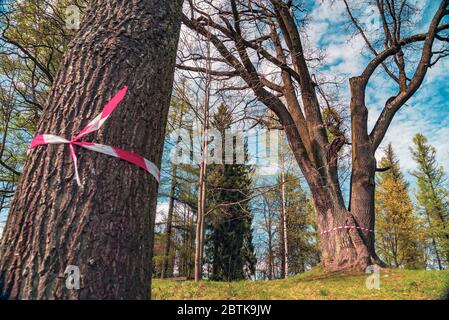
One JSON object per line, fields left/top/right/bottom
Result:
{"left": 153, "top": 78, "right": 449, "bottom": 279}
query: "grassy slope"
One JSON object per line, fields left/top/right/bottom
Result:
{"left": 152, "top": 268, "right": 449, "bottom": 300}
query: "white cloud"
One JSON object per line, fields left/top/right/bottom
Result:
{"left": 156, "top": 203, "right": 169, "bottom": 224}
{"left": 308, "top": 0, "right": 369, "bottom": 76}
{"left": 375, "top": 104, "right": 449, "bottom": 176}
{"left": 319, "top": 1, "right": 449, "bottom": 180}
{"left": 156, "top": 201, "right": 195, "bottom": 225}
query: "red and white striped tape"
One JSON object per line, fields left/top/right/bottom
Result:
{"left": 28, "top": 86, "right": 160, "bottom": 186}
{"left": 320, "top": 225, "right": 373, "bottom": 236}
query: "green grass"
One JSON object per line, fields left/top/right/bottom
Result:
{"left": 152, "top": 268, "right": 449, "bottom": 300}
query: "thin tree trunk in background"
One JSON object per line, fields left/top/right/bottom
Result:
{"left": 194, "top": 105, "right": 208, "bottom": 282}
{"left": 179, "top": 203, "right": 187, "bottom": 277}
{"left": 194, "top": 34, "right": 211, "bottom": 282}
{"left": 183, "top": 203, "right": 193, "bottom": 278}
{"left": 267, "top": 216, "right": 273, "bottom": 280}
{"left": 278, "top": 140, "right": 288, "bottom": 279}
{"left": 263, "top": 197, "right": 274, "bottom": 280}
{"left": 161, "top": 165, "right": 178, "bottom": 279}
{"left": 0, "top": 0, "right": 183, "bottom": 299}
{"left": 281, "top": 171, "right": 289, "bottom": 279}
{"left": 189, "top": 208, "right": 195, "bottom": 279}
{"left": 161, "top": 99, "right": 185, "bottom": 279}
{"left": 279, "top": 197, "right": 285, "bottom": 279}
{"left": 267, "top": 241, "right": 273, "bottom": 280}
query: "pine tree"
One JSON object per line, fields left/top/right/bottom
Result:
{"left": 411, "top": 133, "right": 449, "bottom": 269}
{"left": 205, "top": 104, "right": 256, "bottom": 281}
{"left": 375, "top": 144, "right": 425, "bottom": 269}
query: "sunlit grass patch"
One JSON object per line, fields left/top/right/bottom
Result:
{"left": 152, "top": 269, "right": 449, "bottom": 300}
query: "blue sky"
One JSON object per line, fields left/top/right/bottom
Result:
{"left": 306, "top": 1, "right": 449, "bottom": 183}
{"left": 156, "top": 0, "right": 449, "bottom": 223}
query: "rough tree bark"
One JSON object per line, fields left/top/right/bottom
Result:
{"left": 0, "top": 0, "right": 183, "bottom": 299}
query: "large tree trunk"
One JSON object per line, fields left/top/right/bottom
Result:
{"left": 283, "top": 128, "right": 374, "bottom": 271}
{"left": 315, "top": 203, "right": 373, "bottom": 271}
{"left": 0, "top": 0, "right": 183, "bottom": 299}
{"left": 311, "top": 77, "right": 378, "bottom": 272}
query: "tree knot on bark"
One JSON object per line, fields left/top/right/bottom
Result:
{"left": 326, "top": 135, "right": 346, "bottom": 167}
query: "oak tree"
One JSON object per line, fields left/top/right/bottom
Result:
{"left": 181, "top": 0, "right": 449, "bottom": 270}
{"left": 0, "top": 0, "right": 184, "bottom": 299}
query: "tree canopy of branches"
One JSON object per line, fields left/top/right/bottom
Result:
{"left": 205, "top": 104, "right": 256, "bottom": 281}
{"left": 181, "top": 0, "right": 449, "bottom": 270}
{"left": 0, "top": 0, "right": 86, "bottom": 224}
{"left": 375, "top": 144, "right": 425, "bottom": 269}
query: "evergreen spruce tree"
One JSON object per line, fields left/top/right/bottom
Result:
{"left": 411, "top": 133, "right": 449, "bottom": 269}
{"left": 205, "top": 104, "right": 256, "bottom": 281}
{"left": 375, "top": 144, "right": 425, "bottom": 269}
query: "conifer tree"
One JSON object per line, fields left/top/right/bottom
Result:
{"left": 205, "top": 104, "right": 256, "bottom": 281}
{"left": 411, "top": 133, "right": 449, "bottom": 269}
{"left": 375, "top": 144, "right": 425, "bottom": 269}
